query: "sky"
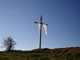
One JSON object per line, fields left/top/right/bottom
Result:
{"left": 0, "top": 0, "right": 80, "bottom": 51}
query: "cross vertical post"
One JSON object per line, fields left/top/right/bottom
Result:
{"left": 39, "top": 16, "right": 42, "bottom": 49}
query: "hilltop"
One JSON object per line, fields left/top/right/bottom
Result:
{"left": 32, "top": 47, "right": 80, "bottom": 53}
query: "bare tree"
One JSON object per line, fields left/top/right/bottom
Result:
{"left": 3, "top": 37, "right": 16, "bottom": 51}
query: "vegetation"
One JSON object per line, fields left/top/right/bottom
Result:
{"left": 0, "top": 47, "right": 80, "bottom": 60}
{"left": 3, "top": 37, "right": 16, "bottom": 51}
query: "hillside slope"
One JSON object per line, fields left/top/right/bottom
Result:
{"left": 0, "top": 47, "right": 80, "bottom": 60}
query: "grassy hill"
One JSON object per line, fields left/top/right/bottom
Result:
{"left": 0, "top": 47, "right": 80, "bottom": 60}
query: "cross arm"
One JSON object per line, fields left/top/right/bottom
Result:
{"left": 34, "top": 22, "right": 48, "bottom": 26}
{"left": 34, "top": 22, "right": 40, "bottom": 24}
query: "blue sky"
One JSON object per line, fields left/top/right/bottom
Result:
{"left": 0, "top": 0, "right": 80, "bottom": 50}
